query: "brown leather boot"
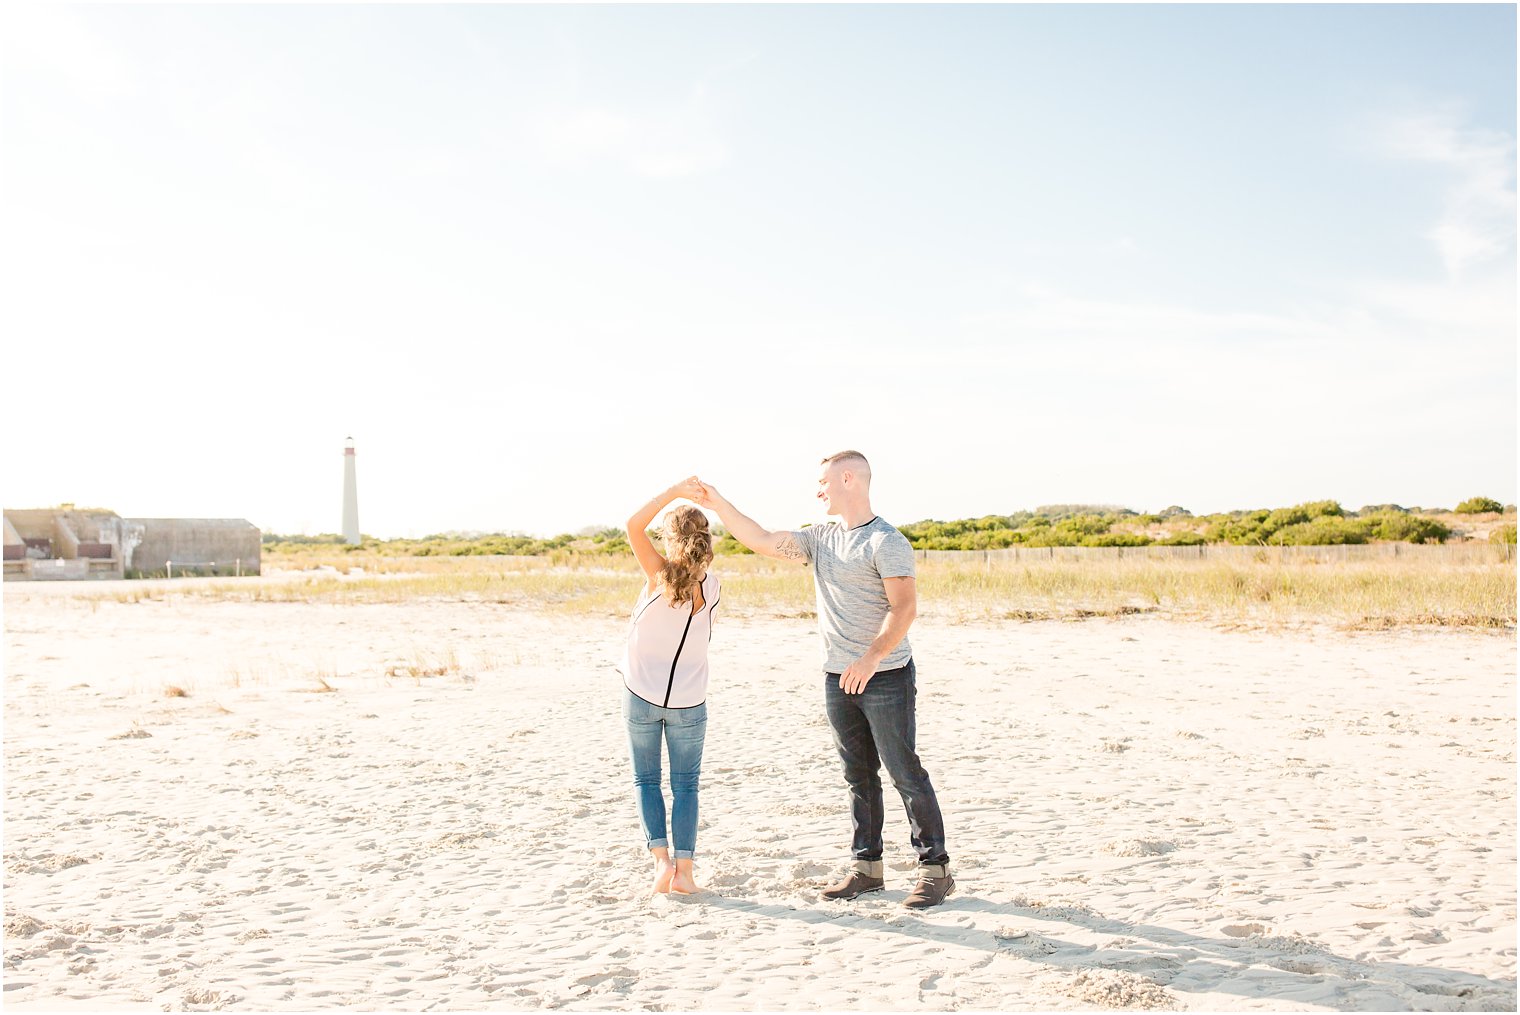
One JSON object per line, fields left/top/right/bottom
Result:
{"left": 903, "top": 864, "right": 955, "bottom": 909}
{"left": 820, "top": 859, "right": 885, "bottom": 900}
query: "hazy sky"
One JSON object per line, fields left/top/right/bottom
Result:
{"left": 3, "top": 4, "right": 1514, "bottom": 537}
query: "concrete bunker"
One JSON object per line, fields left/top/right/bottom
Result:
{"left": 4, "top": 509, "right": 260, "bottom": 580}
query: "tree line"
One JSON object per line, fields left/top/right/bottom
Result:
{"left": 263, "top": 496, "right": 1515, "bottom": 556}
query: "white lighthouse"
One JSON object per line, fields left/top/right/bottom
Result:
{"left": 342, "top": 437, "right": 361, "bottom": 545}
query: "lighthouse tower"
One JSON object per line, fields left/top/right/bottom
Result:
{"left": 342, "top": 437, "right": 361, "bottom": 545}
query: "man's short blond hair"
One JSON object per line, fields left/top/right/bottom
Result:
{"left": 820, "top": 450, "right": 871, "bottom": 479}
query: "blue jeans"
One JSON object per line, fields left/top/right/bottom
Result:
{"left": 623, "top": 687, "right": 707, "bottom": 859}
{"left": 824, "top": 659, "right": 949, "bottom": 867}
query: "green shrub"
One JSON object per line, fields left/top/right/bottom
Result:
{"left": 949, "top": 528, "right": 1023, "bottom": 550}
{"left": 1203, "top": 501, "right": 1346, "bottom": 545}
{"left": 1364, "top": 512, "right": 1450, "bottom": 544}
{"left": 1081, "top": 532, "right": 1152, "bottom": 547}
{"left": 1033, "top": 504, "right": 1133, "bottom": 518}
{"left": 1492, "top": 524, "right": 1517, "bottom": 545}
{"left": 1263, "top": 506, "right": 1312, "bottom": 530}
{"left": 1159, "top": 531, "right": 1208, "bottom": 546}
{"left": 1204, "top": 510, "right": 1271, "bottom": 545}
{"left": 715, "top": 533, "right": 754, "bottom": 555}
{"left": 263, "top": 532, "right": 346, "bottom": 546}
{"left": 1052, "top": 514, "right": 1112, "bottom": 539}
{"left": 1267, "top": 516, "right": 1371, "bottom": 545}
{"left": 1020, "top": 527, "right": 1082, "bottom": 548}
{"left": 1456, "top": 496, "right": 1503, "bottom": 514}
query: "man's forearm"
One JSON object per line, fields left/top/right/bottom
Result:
{"left": 863, "top": 606, "right": 916, "bottom": 666}
{"left": 701, "top": 487, "right": 806, "bottom": 562}
{"left": 710, "top": 498, "right": 771, "bottom": 552}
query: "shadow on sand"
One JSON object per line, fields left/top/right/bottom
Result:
{"left": 695, "top": 885, "right": 1515, "bottom": 1010}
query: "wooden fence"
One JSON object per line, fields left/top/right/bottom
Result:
{"left": 915, "top": 543, "right": 1515, "bottom": 564}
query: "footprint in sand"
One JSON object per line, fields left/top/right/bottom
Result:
{"left": 1008, "top": 933, "right": 1059, "bottom": 956}
{"left": 1221, "top": 923, "right": 1269, "bottom": 938}
{"left": 1269, "top": 956, "right": 1329, "bottom": 975}
{"left": 1096, "top": 954, "right": 1183, "bottom": 985}
{"left": 1101, "top": 839, "right": 1175, "bottom": 858}
{"left": 181, "top": 986, "right": 228, "bottom": 1008}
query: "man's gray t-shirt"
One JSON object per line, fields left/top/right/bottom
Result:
{"left": 793, "top": 517, "right": 917, "bottom": 673}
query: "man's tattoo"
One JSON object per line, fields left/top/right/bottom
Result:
{"left": 775, "top": 534, "right": 806, "bottom": 562}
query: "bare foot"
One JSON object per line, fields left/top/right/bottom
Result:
{"left": 671, "top": 860, "right": 700, "bottom": 895}
{"left": 652, "top": 862, "right": 675, "bottom": 894}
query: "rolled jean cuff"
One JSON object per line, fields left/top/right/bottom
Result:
{"left": 647, "top": 838, "right": 670, "bottom": 849}
{"left": 673, "top": 849, "right": 695, "bottom": 860}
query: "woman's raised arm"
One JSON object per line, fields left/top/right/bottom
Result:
{"left": 626, "top": 477, "right": 705, "bottom": 583}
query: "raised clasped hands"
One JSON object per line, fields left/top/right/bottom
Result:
{"left": 669, "top": 476, "right": 705, "bottom": 503}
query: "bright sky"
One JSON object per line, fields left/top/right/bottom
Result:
{"left": 3, "top": 4, "right": 1514, "bottom": 537}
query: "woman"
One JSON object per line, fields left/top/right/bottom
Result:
{"left": 621, "top": 477, "right": 720, "bottom": 895}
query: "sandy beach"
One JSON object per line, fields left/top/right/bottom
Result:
{"left": 3, "top": 580, "right": 1515, "bottom": 1011}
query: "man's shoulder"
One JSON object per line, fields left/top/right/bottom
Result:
{"left": 868, "top": 520, "right": 917, "bottom": 576}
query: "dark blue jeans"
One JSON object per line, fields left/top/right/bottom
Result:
{"left": 824, "top": 659, "right": 949, "bottom": 867}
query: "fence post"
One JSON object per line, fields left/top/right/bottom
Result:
{"left": 167, "top": 561, "right": 173, "bottom": 579}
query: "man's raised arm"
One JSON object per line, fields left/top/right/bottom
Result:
{"left": 696, "top": 482, "right": 808, "bottom": 564}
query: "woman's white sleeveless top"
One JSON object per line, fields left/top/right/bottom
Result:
{"left": 621, "top": 572, "right": 720, "bottom": 709}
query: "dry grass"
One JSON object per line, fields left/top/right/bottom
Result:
{"left": 93, "top": 551, "right": 1514, "bottom": 630}
{"left": 915, "top": 556, "right": 1515, "bottom": 628}
{"left": 385, "top": 648, "right": 461, "bottom": 682}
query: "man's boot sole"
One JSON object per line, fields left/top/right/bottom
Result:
{"left": 903, "top": 879, "right": 956, "bottom": 909}
{"left": 821, "top": 883, "right": 884, "bottom": 901}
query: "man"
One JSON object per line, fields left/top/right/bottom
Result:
{"left": 696, "top": 451, "right": 953, "bottom": 908}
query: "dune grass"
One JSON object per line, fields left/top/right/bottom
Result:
{"left": 93, "top": 551, "right": 1516, "bottom": 629}
{"left": 915, "top": 556, "right": 1514, "bottom": 628}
